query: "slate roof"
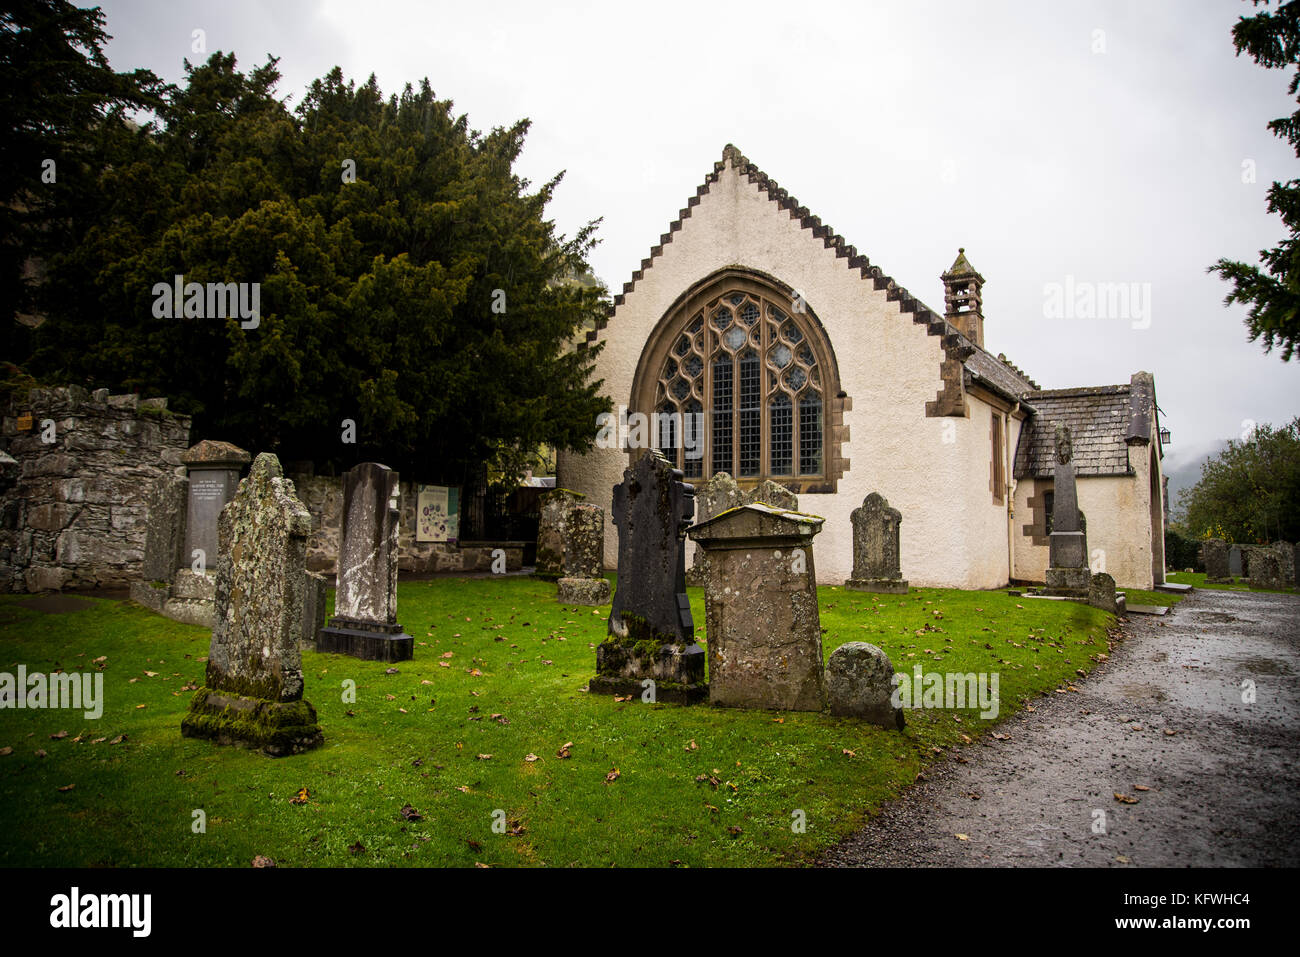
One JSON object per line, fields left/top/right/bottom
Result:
{"left": 966, "top": 347, "right": 1039, "bottom": 402}
{"left": 1013, "top": 385, "right": 1142, "bottom": 478}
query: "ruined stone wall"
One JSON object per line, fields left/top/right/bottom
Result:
{"left": 290, "top": 473, "right": 522, "bottom": 576}
{"left": 0, "top": 387, "right": 192, "bottom": 592}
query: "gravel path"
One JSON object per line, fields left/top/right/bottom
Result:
{"left": 819, "top": 587, "right": 1300, "bottom": 867}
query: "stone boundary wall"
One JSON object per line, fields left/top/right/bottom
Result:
{"left": 0, "top": 387, "right": 192, "bottom": 592}
{"left": 290, "top": 473, "right": 523, "bottom": 575}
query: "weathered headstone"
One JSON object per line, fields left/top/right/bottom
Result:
{"left": 300, "top": 570, "right": 328, "bottom": 649}
{"left": 180, "top": 440, "right": 251, "bottom": 575}
{"left": 556, "top": 503, "right": 610, "bottom": 605}
{"left": 1044, "top": 424, "right": 1091, "bottom": 596}
{"left": 1273, "top": 541, "right": 1296, "bottom": 587}
{"left": 746, "top": 479, "right": 798, "bottom": 511}
{"left": 180, "top": 453, "right": 323, "bottom": 756}
{"left": 1088, "top": 571, "right": 1119, "bottom": 614}
{"left": 845, "top": 492, "right": 908, "bottom": 594}
{"left": 686, "top": 472, "right": 744, "bottom": 586}
{"left": 591, "top": 451, "right": 704, "bottom": 704}
{"left": 689, "top": 503, "right": 826, "bottom": 712}
{"left": 535, "top": 488, "right": 586, "bottom": 580}
{"left": 1202, "top": 539, "right": 1230, "bottom": 583}
{"left": 141, "top": 471, "right": 188, "bottom": 582}
{"left": 318, "top": 462, "right": 412, "bottom": 661}
{"left": 1228, "top": 545, "right": 1244, "bottom": 578}
{"left": 825, "top": 642, "right": 904, "bottom": 729}
{"left": 1248, "top": 550, "right": 1284, "bottom": 590}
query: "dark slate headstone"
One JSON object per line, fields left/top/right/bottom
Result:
{"left": 180, "top": 440, "right": 250, "bottom": 575}
{"left": 591, "top": 451, "right": 704, "bottom": 703}
{"left": 845, "top": 492, "right": 908, "bottom": 594}
{"left": 1203, "top": 539, "right": 1230, "bottom": 583}
{"left": 318, "top": 462, "right": 412, "bottom": 661}
{"left": 300, "top": 570, "right": 328, "bottom": 649}
{"left": 1045, "top": 423, "right": 1090, "bottom": 595}
{"left": 1228, "top": 545, "right": 1243, "bottom": 578}
{"left": 181, "top": 453, "right": 323, "bottom": 756}
{"left": 141, "top": 471, "right": 188, "bottom": 582}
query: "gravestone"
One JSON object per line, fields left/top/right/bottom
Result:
{"left": 1202, "top": 539, "right": 1230, "bottom": 583}
{"left": 1228, "top": 545, "right": 1243, "bottom": 578}
{"left": 180, "top": 453, "right": 323, "bottom": 756}
{"left": 746, "top": 479, "right": 798, "bottom": 511}
{"left": 845, "top": 492, "right": 908, "bottom": 594}
{"left": 1248, "top": 550, "right": 1283, "bottom": 590}
{"left": 535, "top": 488, "right": 586, "bottom": 580}
{"left": 318, "top": 462, "right": 412, "bottom": 661}
{"left": 1273, "top": 541, "right": 1296, "bottom": 587}
{"left": 1044, "top": 424, "right": 1091, "bottom": 596}
{"left": 300, "top": 570, "right": 328, "bottom": 649}
{"left": 825, "top": 642, "right": 904, "bottom": 729}
{"left": 180, "top": 440, "right": 251, "bottom": 575}
{"left": 141, "top": 471, "right": 188, "bottom": 582}
{"left": 689, "top": 503, "right": 826, "bottom": 712}
{"left": 686, "top": 472, "right": 745, "bottom": 586}
{"left": 556, "top": 503, "right": 610, "bottom": 605}
{"left": 591, "top": 451, "right": 705, "bottom": 704}
{"left": 1088, "top": 571, "right": 1120, "bottom": 614}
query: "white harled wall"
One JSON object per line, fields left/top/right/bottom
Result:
{"left": 559, "top": 155, "right": 1016, "bottom": 588}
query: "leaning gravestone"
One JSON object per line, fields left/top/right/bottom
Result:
{"left": 689, "top": 503, "right": 826, "bottom": 712}
{"left": 1044, "top": 424, "right": 1090, "bottom": 596}
{"left": 318, "top": 462, "right": 412, "bottom": 662}
{"left": 845, "top": 492, "right": 908, "bottom": 594}
{"left": 1203, "top": 539, "right": 1230, "bottom": 583}
{"left": 181, "top": 453, "right": 323, "bottom": 756}
{"left": 1088, "top": 571, "right": 1121, "bottom": 614}
{"left": 535, "top": 488, "right": 586, "bottom": 580}
{"left": 591, "top": 451, "right": 705, "bottom": 703}
{"left": 825, "top": 642, "right": 904, "bottom": 729}
{"left": 557, "top": 503, "right": 611, "bottom": 605}
{"left": 299, "top": 570, "right": 328, "bottom": 650}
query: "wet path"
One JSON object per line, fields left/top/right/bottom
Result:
{"left": 820, "top": 588, "right": 1300, "bottom": 867}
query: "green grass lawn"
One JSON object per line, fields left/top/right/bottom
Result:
{"left": 1166, "top": 571, "right": 1298, "bottom": 595}
{"left": 0, "top": 576, "right": 1115, "bottom": 868}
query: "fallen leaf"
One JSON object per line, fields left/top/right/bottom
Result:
{"left": 35, "top": 749, "right": 47, "bottom": 758}
{"left": 477, "top": 753, "right": 493, "bottom": 761}
{"left": 842, "top": 748, "right": 856, "bottom": 757}
{"left": 524, "top": 753, "right": 539, "bottom": 762}
{"left": 685, "top": 740, "right": 698, "bottom": 751}
{"left": 474, "top": 862, "right": 490, "bottom": 868}
{"left": 49, "top": 730, "right": 68, "bottom": 740}
{"left": 144, "top": 671, "right": 158, "bottom": 677}
{"left": 0, "top": 747, "right": 11, "bottom": 757}
{"left": 604, "top": 768, "right": 620, "bottom": 784}
{"left": 557, "top": 741, "right": 573, "bottom": 759}
{"left": 57, "top": 783, "right": 74, "bottom": 792}
{"left": 109, "top": 734, "right": 126, "bottom": 745}
{"left": 955, "top": 833, "right": 969, "bottom": 841}
{"left": 727, "top": 826, "right": 743, "bottom": 836}
{"left": 613, "top": 694, "right": 631, "bottom": 702}
{"left": 348, "top": 841, "right": 365, "bottom": 855}
{"left": 290, "top": 787, "right": 310, "bottom": 805}
{"left": 1114, "top": 792, "right": 1140, "bottom": 804}
{"left": 400, "top": 804, "right": 423, "bottom": 821}
{"left": 135, "top": 704, "right": 146, "bottom": 709}
{"left": 455, "top": 786, "right": 470, "bottom": 793}
{"left": 1134, "top": 784, "right": 1151, "bottom": 792}
{"left": 441, "top": 651, "right": 453, "bottom": 659}
{"left": 251, "top": 855, "right": 276, "bottom": 868}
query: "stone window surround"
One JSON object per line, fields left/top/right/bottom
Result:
{"left": 630, "top": 267, "right": 849, "bottom": 495}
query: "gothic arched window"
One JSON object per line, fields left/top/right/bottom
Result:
{"left": 633, "top": 270, "right": 844, "bottom": 492}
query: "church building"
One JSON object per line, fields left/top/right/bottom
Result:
{"left": 558, "top": 146, "right": 1167, "bottom": 589}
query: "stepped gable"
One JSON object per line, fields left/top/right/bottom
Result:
{"left": 582, "top": 144, "right": 1047, "bottom": 419}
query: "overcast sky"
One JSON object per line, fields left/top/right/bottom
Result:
{"left": 94, "top": 0, "right": 1297, "bottom": 472}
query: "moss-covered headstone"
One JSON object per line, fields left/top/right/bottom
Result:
{"left": 181, "top": 453, "right": 323, "bottom": 757}
{"left": 591, "top": 451, "right": 705, "bottom": 704}
{"left": 536, "top": 488, "right": 586, "bottom": 581}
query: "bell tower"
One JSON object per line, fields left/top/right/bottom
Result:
{"left": 942, "top": 248, "right": 985, "bottom": 349}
